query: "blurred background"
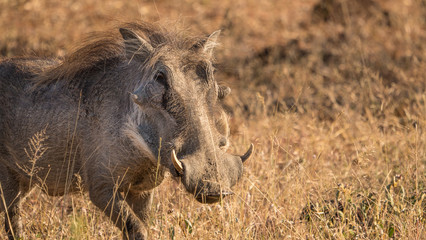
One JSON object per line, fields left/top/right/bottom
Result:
{"left": 1, "top": 0, "right": 425, "bottom": 239}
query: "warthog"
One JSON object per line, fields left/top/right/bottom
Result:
{"left": 0, "top": 22, "right": 253, "bottom": 239}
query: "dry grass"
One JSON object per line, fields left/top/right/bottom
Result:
{"left": 1, "top": 0, "right": 425, "bottom": 239}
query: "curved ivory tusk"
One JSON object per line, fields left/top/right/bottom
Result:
{"left": 131, "top": 93, "right": 139, "bottom": 101}
{"left": 171, "top": 150, "right": 184, "bottom": 174}
{"left": 240, "top": 143, "right": 254, "bottom": 163}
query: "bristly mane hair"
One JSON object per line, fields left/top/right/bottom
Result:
{"left": 33, "top": 21, "right": 207, "bottom": 86}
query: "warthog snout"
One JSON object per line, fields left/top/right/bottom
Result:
{"left": 171, "top": 144, "right": 254, "bottom": 175}
{"left": 171, "top": 144, "right": 254, "bottom": 203}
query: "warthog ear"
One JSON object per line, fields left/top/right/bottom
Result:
{"left": 192, "top": 30, "right": 221, "bottom": 58}
{"left": 120, "top": 28, "right": 154, "bottom": 62}
{"left": 204, "top": 30, "right": 221, "bottom": 57}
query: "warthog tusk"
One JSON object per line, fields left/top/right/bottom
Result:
{"left": 171, "top": 150, "right": 184, "bottom": 174}
{"left": 131, "top": 93, "right": 140, "bottom": 103}
{"left": 240, "top": 143, "right": 254, "bottom": 163}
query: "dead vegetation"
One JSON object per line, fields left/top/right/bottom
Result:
{"left": 0, "top": 0, "right": 425, "bottom": 239}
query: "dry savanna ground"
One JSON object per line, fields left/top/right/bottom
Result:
{"left": 0, "top": 0, "right": 425, "bottom": 239}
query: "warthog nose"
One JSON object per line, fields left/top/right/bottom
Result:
{"left": 195, "top": 191, "right": 234, "bottom": 204}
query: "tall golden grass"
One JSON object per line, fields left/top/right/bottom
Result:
{"left": 1, "top": 0, "right": 425, "bottom": 239}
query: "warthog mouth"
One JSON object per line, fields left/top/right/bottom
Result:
{"left": 195, "top": 191, "right": 234, "bottom": 204}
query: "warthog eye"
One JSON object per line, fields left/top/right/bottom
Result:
{"left": 155, "top": 71, "right": 167, "bottom": 86}
{"left": 196, "top": 64, "right": 208, "bottom": 82}
{"left": 219, "top": 138, "right": 228, "bottom": 149}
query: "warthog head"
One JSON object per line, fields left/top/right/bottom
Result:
{"left": 121, "top": 24, "right": 253, "bottom": 203}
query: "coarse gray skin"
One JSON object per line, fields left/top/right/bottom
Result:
{"left": 0, "top": 22, "right": 251, "bottom": 240}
